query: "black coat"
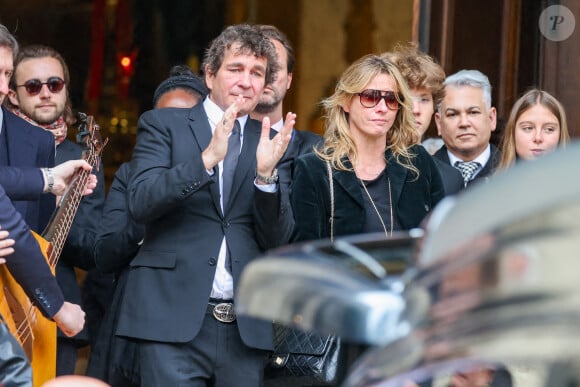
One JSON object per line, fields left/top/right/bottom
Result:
{"left": 433, "top": 157, "right": 464, "bottom": 195}
{"left": 291, "top": 144, "right": 445, "bottom": 242}
{"left": 87, "top": 162, "right": 142, "bottom": 385}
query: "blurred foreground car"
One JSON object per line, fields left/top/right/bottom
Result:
{"left": 238, "top": 142, "right": 580, "bottom": 387}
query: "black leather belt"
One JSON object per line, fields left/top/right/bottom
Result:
{"left": 208, "top": 299, "right": 236, "bottom": 323}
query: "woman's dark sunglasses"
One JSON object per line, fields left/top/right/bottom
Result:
{"left": 356, "top": 89, "right": 402, "bottom": 110}
{"left": 16, "top": 77, "right": 66, "bottom": 96}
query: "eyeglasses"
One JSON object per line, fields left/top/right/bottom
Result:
{"left": 356, "top": 89, "right": 402, "bottom": 110}
{"left": 16, "top": 77, "right": 66, "bottom": 96}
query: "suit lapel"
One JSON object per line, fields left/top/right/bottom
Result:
{"left": 433, "top": 145, "right": 451, "bottom": 165}
{"left": 188, "top": 105, "right": 222, "bottom": 215}
{"left": 283, "top": 129, "right": 302, "bottom": 161}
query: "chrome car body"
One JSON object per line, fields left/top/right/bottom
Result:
{"left": 238, "top": 142, "right": 580, "bottom": 386}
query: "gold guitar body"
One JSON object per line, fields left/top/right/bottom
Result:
{"left": 0, "top": 231, "right": 56, "bottom": 386}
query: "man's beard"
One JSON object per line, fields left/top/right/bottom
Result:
{"left": 33, "top": 109, "right": 63, "bottom": 125}
{"left": 254, "top": 89, "right": 283, "bottom": 114}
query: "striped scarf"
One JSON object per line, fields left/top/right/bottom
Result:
{"left": 10, "top": 108, "right": 68, "bottom": 145}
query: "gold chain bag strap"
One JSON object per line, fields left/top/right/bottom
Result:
{"left": 327, "top": 160, "right": 334, "bottom": 242}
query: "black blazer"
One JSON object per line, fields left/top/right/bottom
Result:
{"left": 1, "top": 106, "right": 55, "bottom": 231}
{"left": 117, "top": 105, "right": 280, "bottom": 350}
{"left": 433, "top": 158, "right": 464, "bottom": 195}
{"left": 0, "top": 175, "right": 64, "bottom": 319}
{"left": 291, "top": 144, "right": 445, "bottom": 242}
{"left": 94, "top": 162, "right": 145, "bottom": 274}
{"left": 88, "top": 162, "right": 143, "bottom": 383}
{"left": 433, "top": 144, "right": 501, "bottom": 188}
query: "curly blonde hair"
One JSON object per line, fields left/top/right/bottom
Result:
{"left": 316, "top": 54, "right": 420, "bottom": 175}
{"left": 382, "top": 43, "right": 446, "bottom": 107}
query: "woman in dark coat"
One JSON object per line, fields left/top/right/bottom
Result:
{"left": 291, "top": 54, "right": 444, "bottom": 242}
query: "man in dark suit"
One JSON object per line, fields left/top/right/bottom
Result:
{"left": 6, "top": 44, "right": 106, "bottom": 375}
{"left": 434, "top": 70, "right": 501, "bottom": 188}
{"left": 251, "top": 25, "right": 323, "bottom": 247}
{"left": 117, "top": 24, "right": 292, "bottom": 386}
{"left": 86, "top": 65, "right": 208, "bottom": 386}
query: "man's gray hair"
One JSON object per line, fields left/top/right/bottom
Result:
{"left": 0, "top": 24, "right": 19, "bottom": 60}
{"left": 439, "top": 69, "right": 492, "bottom": 112}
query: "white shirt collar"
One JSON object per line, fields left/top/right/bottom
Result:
{"left": 447, "top": 144, "right": 491, "bottom": 168}
{"left": 270, "top": 118, "right": 284, "bottom": 132}
{"left": 0, "top": 106, "right": 4, "bottom": 135}
{"left": 203, "top": 96, "right": 248, "bottom": 133}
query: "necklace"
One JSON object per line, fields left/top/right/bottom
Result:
{"left": 359, "top": 172, "right": 394, "bottom": 238}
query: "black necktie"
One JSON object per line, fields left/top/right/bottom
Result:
{"left": 222, "top": 120, "right": 241, "bottom": 209}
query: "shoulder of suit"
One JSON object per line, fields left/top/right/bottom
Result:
{"left": 4, "top": 109, "right": 52, "bottom": 138}
{"left": 58, "top": 138, "right": 81, "bottom": 151}
{"left": 143, "top": 105, "right": 195, "bottom": 120}
{"left": 295, "top": 150, "right": 322, "bottom": 165}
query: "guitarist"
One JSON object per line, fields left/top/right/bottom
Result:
{"left": 0, "top": 159, "right": 95, "bottom": 386}
{"left": 6, "top": 44, "right": 107, "bottom": 376}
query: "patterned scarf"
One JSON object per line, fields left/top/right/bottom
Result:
{"left": 10, "top": 108, "right": 68, "bottom": 145}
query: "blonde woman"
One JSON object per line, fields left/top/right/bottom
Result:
{"left": 498, "top": 89, "right": 570, "bottom": 169}
{"left": 291, "top": 54, "right": 444, "bottom": 242}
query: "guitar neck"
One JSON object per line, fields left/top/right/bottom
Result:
{"left": 42, "top": 150, "right": 99, "bottom": 268}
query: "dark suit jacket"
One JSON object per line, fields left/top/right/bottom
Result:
{"left": 254, "top": 128, "right": 323, "bottom": 248}
{"left": 54, "top": 139, "right": 105, "bottom": 342}
{"left": 88, "top": 161, "right": 144, "bottom": 384}
{"left": 291, "top": 144, "right": 445, "bottom": 242}
{"left": 94, "top": 162, "right": 144, "bottom": 274}
{"left": 433, "top": 144, "right": 501, "bottom": 188}
{"left": 1, "top": 106, "right": 56, "bottom": 231}
{"left": 117, "top": 105, "right": 279, "bottom": 350}
{"left": 0, "top": 177, "right": 64, "bottom": 319}
{"left": 0, "top": 166, "right": 44, "bottom": 199}
{"left": 433, "top": 158, "right": 464, "bottom": 195}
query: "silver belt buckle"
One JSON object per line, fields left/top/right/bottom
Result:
{"left": 212, "top": 302, "right": 236, "bottom": 323}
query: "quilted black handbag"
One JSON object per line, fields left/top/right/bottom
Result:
{"left": 264, "top": 161, "right": 345, "bottom": 386}
{"left": 266, "top": 324, "right": 343, "bottom": 386}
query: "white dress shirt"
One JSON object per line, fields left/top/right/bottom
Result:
{"left": 204, "top": 97, "right": 247, "bottom": 300}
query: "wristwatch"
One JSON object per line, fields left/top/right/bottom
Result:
{"left": 256, "top": 168, "right": 279, "bottom": 184}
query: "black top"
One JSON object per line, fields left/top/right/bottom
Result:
{"left": 359, "top": 169, "right": 401, "bottom": 234}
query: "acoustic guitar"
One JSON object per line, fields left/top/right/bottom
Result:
{"left": 0, "top": 114, "right": 106, "bottom": 386}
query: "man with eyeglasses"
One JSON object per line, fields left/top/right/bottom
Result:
{"left": 6, "top": 44, "right": 106, "bottom": 376}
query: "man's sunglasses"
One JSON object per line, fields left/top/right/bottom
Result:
{"left": 356, "top": 89, "right": 403, "bottom": 110}
{"left": 16, "top": 77, "right": 66, "bottom": 96}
